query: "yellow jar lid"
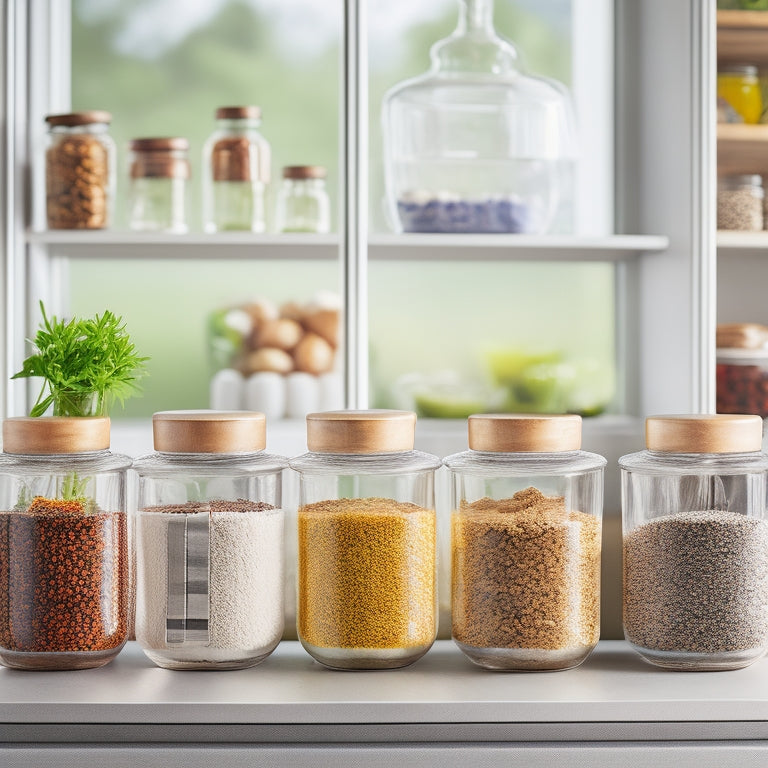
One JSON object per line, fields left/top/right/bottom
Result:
{"left": 468, "top": 413, "right": 582, "bottom": 453}
{"left": 153, "top": 410, "right": 266, "bottom": 453}
{"left": 306, "top": 410, "right": 416, "bottom": 454}
{"left": 646, "top": 414, "right": 762, "bottom": 454}
{"left": 2, "top": 417, "right": 111, "bottom": 454}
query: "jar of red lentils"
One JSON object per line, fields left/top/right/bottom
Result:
{"left": 0, "top": 417, "right": 130, "bottom": 670}
{"left": 716, "top": 323, "right": 768, "bottom": 424}
{"left": 290, "top": 410, "right": 440, "bottom": 669}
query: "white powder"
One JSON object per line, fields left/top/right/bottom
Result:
{"left": 136, "top": 503, "right": 283, "bottom": 668}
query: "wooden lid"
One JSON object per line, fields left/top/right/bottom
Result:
{"left": 2, "top": 417, "right": 110, "bottom": 454}
{"left": 306, "top": 410, "right": 416, "bottom": 453}
{"left": 283, "top": 165, "right": 326, "bottom": 180}
{"left": 716, "top": 323, "right": 768, "bottom": 350}
{"left": 216, "top": 106, "right": 261, "bottom": 120}
{"left": 45, "top": 111, "right": 112, "bottom": 127}
{"left": 646, "top": 414, "right": 763, "bottom": 453}
{"left": 468, "top": 413, "right": 582, "bottom": 452}
{"left": 153, "top": 410, "right": 266, "bottom": 453}
{"left": 129, "top": 137, "right": 189, "bottom": 152}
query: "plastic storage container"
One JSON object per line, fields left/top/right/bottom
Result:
{"left": 381, "top": 0, "right": 576, "bottom": 234}
{"left": 0, "top": 417, "right": 130, "bottom": 670}
{"left": 716, "top": 323, "right": 768, "bottom": 418}
{"left": 133, "top": 411, "right": 286, "bottom": 670}
{"left": 45, "top": 111, "right": 115, "bottom": 229}
{"left": 444, "top": 414, "right": 605, "bottom": 671}
{"left": 128, "top": 137, "right": 190, "bottom": 233}
{"left": 717, "top": 65, "right": 762, "bottom": 124}
{"left": 291, "top": 410, "right": 440, "bottom": 669}
{"left": 620, "top": 414, "right": 768, "bottom": 671}
{"left": 275, "top": 166, "right": 331, "bottom": 233}
{"left": 717, "top": 174, "right": 763, "bottom": 231}
{"left": 202, "top": 106, "right": 270, "bottom": 233}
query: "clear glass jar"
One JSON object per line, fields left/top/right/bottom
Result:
{"left": 275, "top": 166, "right": 331, "bottom": 233}
{"left": 445, "top": 414, "right": 605, "bottom": 671}
{"left": 0, "top": 417, "right": 130, "bottom": 670}
{"left": 716, "top": 323, "right": 768, "bottom": 418}
{"left": 717, "top": 65, "right": 762, "bottom": 124}
{"left": 45, "top": 111, "right": 115, "bottom": 229}
{"left": 717, "top": 174, "right": 763, "bottom": 231}
{"left": 381, "top": 0, "right": 576, "bottom": 234}
{"left": 620, "top": 414, "right": 768, "bottom": 671}
{"left": 128, "top": 137, "right": 190, "bottom": 233}
{"left": 202, "top": 106, "right": 270, "bottom": 233}
{"left": 290, "top": 410, "right": 440, "bottom": 669}
{"left": 133, "top": 411, "right": 286, "bottom": 670}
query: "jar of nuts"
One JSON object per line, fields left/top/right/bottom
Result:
{"left": 45, "top": 111, "right": 114, "bottom": 230}
{"left": 202, "top": 106, "right": 270, "bottom": 233}
{"left": 717, "top": 174, "right": 764, "bottom": 231}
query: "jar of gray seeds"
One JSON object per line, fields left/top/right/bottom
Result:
{"left": 620, "top": 414, "right": 768, "bottom": 671}
{"left": 717, "top": 174, "right": 763, "bottom": 231}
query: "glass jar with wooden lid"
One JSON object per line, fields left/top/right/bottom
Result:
{"left": 0, "top": 417, "right": 130, "bottom": 670}
{"left": 620, "top": 414, "right": 768, "bottom": 670}
{"left": 290, "top": 410, "right": 440, "bottom": 669}
{"left": 275, "top": 165, "right": 331, "bottom": 233}
{"left": 444, "top": 414, "right": 605, "bottom": 671}
{"left": 128, "top": 137, "right": 190, "bottom": 233}
{"left": 44, "top": 111, "right": 115, "bottom": 229}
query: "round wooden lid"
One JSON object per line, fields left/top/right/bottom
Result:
{"left": 468, "top": 413, "right": 582, "bottom": 452}
{"left": 153, "top": 410, "right": 266, "bottom": 453}
{"left": 306, "top": 410, "right": 416, "bottom": 454}
{"left": 3, "top": 417, "right": 111, "bottom": 454}
{"left": 646, "top": 414, "right": 763, "bottom": 453}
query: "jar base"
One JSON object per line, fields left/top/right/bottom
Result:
{"left": 299, "top": 638, "right": 433, "bottom": 670}
{"left": 140, "top": 644, "right": 277, "bottom": 671}
{"left": 454, "top": 640, "right": 595, "bottom": 671}
{"left": 627, "top": 641, "right": 765, "bottom": 671}
{"left": 0, "top": 643, "right": 125, "bottom": 671}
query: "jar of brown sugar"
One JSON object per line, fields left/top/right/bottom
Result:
{"left": 202, "top": 106, "right": 270, "bottom": 233}
{"left": 128, "top": 137, "right": 190, "bottom": 233}
{"left": 444, "top": 414, "right": 605, "bottom": 671}
{"left": 45, "top": 111, "right": 115, "bottom": 229}
{"left": 290, "top": 410, "right": 440, "bottom": 670}
{"left": 0, "top": 417, "right": 131, "bottom": 670}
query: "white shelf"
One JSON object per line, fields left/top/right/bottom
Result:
{"left": 717, "top": 230, "right": 768, "bottom": 257}
{"left": 27, "top": 231, "right": 669, "bottom": 263}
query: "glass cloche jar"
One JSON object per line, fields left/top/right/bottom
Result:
{"left": 382, "top": 0, "right": 577, "bottom": 234}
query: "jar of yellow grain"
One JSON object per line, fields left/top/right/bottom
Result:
{"left": 290, "top": 410, "right": 440, "bottom": 669}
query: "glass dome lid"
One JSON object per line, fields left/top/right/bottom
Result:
{"left": 382, "top": 0, "right": 578, "bottom": 235}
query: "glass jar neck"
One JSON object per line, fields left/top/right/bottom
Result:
{"left": 458, "top": 0, "right": 495, "bottom": 34}
{"left": 216, "top": 118, "right": 261, "bottom": 130}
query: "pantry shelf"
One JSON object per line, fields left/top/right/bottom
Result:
{"left": 717, "top": 229, "right": 768, "bottom": 256}
{"left": 717, "top": 124, "right": 768, "bottom": 175}
{"left": 718, "top": 10, "right": 768, "bottom": 65}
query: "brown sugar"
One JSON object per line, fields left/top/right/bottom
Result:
{"left": 298, "top": 497, "right": 436, "bottom": 650}
{"left": 452, "top": 487, "right": 600, "bottom": 653}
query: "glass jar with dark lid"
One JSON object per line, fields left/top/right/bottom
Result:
{"left": 202, "top": 106, "right": 270, "bottom": 232}
{"left": 44, "top": 110, "right": 115, "bottom": 229}
{"left": 128, "top": 137, "right": 190, "bottom": 233}
{"left": 275, "top": 165, "right": 331, "bottom": 233}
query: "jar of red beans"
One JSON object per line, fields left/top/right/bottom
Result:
{"left": 716, "top": 323, "right": 768, "bottom": 419}
{"left": 0, "top": 417, "right": 130, "bottom": 670}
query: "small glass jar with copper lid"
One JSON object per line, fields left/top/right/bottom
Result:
{"left": 128, "top": 137, "right": 190, "bottom": 233}
{"left": 0, "top": 417, "right": 130, "bottom": 670}
{"left": 444, "top": 414, "right": 605, "bottom": 671}
{"left": 290, "top": 410, "right": 440, "bottom": 669}
{"left": 202, "top": 106, "right": 270, "bottom": 233}
{"left": 132, "top": 411, "right": 287, "bottom": 670}
{"left": 275, "top": 166, "right": 331, "bottom": 233}
{"left": 44, "top": 111, "right": 115, "bottom": 229}
{"left": 620, "top": 414, "right": 768, "bottom": 671}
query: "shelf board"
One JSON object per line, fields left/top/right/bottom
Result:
{"left": 718, "top": 10, "right": 768, "bottom": 63}
{"left": 717, "top": 228, "right": 768, "bottom": 256}
{"left": 717, "top": 123, "right": 768, "bottom": 175}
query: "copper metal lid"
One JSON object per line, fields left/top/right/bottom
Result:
{"left": 716, "top": 323, "right": 768, "bottom": 350}
{"left": 306, "top": 410, "right": 416, "bottom": 454}
{"left": 45, "top": 111, "right": 112, "bottom": 127}
{"left": 153, "top": 410, "right": 266, "bottom": 453}
{"left": 646, "top": 414, "right": 763, "bottom": 453}
{"left": 2, "top": 417, "right": 111, "bottom": 455}
{"left": 216, "top": 106, "right": 261, "bottom": 120}
{"left": 468, "top": 413, "right": 582, "bottom": 452}
{"left": 283, "top": 165, "right": 326, "bottom": 180}
{"left": 129, "top": 137, "right": 190, "bottom": 152}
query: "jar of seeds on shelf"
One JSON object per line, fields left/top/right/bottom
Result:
{"left": 620, "top": 414, "right": 768, "bottom": 671}
{"left": 128, "top": 137, "right": 190, "bottom": 233}
{"left": 275, "top": 166, "right": 331, "bottom": 233}
{"left": 717, "top": 174, "right": 763, "bottom": 231}
{"left": 202, "top": 106, "right": 270, "bottom": 233}
{"left": 133, "top": 411, "right": 287, "bottom": 670}
{"left": 291, "top": 410, "right": 440, "bottom": 669}
{"left": 445, "top": 414, "right": 605, "bottom": 671}
{"left": 45, "top": 111, "right": 115, "bottom": 229}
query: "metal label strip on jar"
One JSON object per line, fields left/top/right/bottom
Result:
{"left": 166, "top": 512, "right": 210, "bottom": 644}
